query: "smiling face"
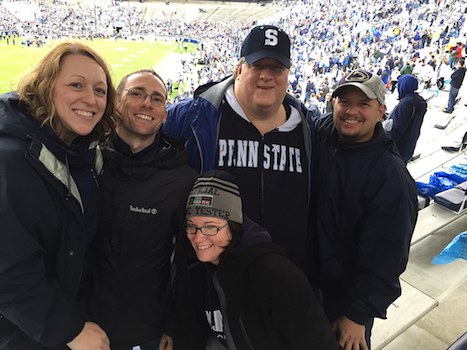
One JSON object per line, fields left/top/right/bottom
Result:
{"left": 186, "top": 216, "right": 232, "bottom": 266}
{"left": 332, "top": 86, "right": 386, "bottom": 143}
{"left": 234, "top": 58, "right": 289, "bottom": 116}
{"left": 52, "top": 54, "right": 108, "bottom": 144}
{"left": 116, "top": 72, "right": 167, "bottom": 151}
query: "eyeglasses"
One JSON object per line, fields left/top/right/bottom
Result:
{"left": 123, "top": 88, "right": 166, "bottom": 106}
{"left": 185, "top": 223, "right": 228, "bottom": 236}
{"left": 249, "top": 62, "right": 287, "bottom": 74}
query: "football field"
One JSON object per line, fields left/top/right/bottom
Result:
{"left": 0, "top": 38, "right": 196, "bottom": 95}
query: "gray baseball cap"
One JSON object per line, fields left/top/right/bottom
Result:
{"left": 332, "top": 69, "right": 386, "bottom": 105}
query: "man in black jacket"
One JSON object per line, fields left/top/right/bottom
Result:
{"left": 444, "top": 58, "right": 466, "bottom": 113}
{"left": 311, "top": 69, "right": 418, "bottom": 350}
{"left": 83, "top": 69, "right": 197, "bottom": 350}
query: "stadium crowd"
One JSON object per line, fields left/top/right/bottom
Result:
{"left": 1, "top": 0, "right": 466, "bottom": 108}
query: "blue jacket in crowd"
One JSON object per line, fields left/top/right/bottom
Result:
{"left": 389, "top": 74, "right": 427, "bottom": 163}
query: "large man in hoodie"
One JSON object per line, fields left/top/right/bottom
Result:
{"left": 82, "top": 69, "right": 197, "bottom": 350}
{"left": 387, "top": 74, "right": 427, "bottom": 164}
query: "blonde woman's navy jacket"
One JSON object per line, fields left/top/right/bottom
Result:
{"left": 311, "top": 114, "right": 418, "bottom": 325}
{"left": 168, "top": 217, "right": 340, "bottom": 350}
{"left": 0, "top": 93, "right": 102, "bottom": 349}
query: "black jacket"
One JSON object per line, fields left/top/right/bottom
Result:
{"left": 168, "top": 217, "right": 339, "bottom": 350}
{"left": 311, "top": 114, "right": 418, "bottom": 325}
{"left": 0, "top": 92, "right": 102, "bottom": 349}
{"left": 389, "top": 75, "right": 427, "bottom": 163}
{"left": 84, "top": 134, "right": 197, "bottom": 349}
{"left": 450, "top": 66, "right": 466, "bottom": 89}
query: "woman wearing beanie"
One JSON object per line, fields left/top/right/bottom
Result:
{"left": 159, "top": 170, "right": 339, "bottom": 350}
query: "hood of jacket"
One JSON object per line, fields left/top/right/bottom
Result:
{"left": 194, "top": 75, "right": 309, "bottom": 117}
{"left": 0, "top": 92, "right": 30, "bottom": 140}
{"left": 218, "top": 216, "right": 283, "bottom": 274}
{"left": 397, "top": 74, "right": 419, "bottom": 99}
{"left": 0, "top": 92, "right": 103, "bottom": 213}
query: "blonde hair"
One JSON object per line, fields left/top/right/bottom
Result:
{"left": 17, "top": 41, "right": 117, "bottom": 142}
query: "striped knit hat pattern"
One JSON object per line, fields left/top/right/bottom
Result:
{"left": 186, "top": 170, "right": 243, "bottom": 224}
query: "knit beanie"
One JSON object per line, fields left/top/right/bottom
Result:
{"left": 186, "top": 170, "right": 243, "bottom": 224}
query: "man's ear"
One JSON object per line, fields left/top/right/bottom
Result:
{"left": 236, "top": 62, "right": 244, "bottom": 78}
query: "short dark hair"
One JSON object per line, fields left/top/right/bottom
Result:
{"left": 117, "top": 69, "right": 167, "bottom": 98}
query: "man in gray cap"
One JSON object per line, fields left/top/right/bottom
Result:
{"left": 164, "top": 25, "right": 315, "bottom": 279}
{"left": 310, "top": 69, "right": 419, "bottom": 349}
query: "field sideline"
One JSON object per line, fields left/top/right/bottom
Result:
{"left": 0, "top": 38, "right": 197, "bottom": 95}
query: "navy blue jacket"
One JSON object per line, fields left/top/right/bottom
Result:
{"left": 389, "top": 74, "right": 427, "bottom": 163}
{"left": 450, "top": 66, "right": 466, "bottom": 89}
{"left": 311, "top": 114, "right": 418, "bottom": 325}
{"left": 168, "top": 217, "right": 339, "bottom": 350}
{"left": 0, "top": 92, "right": 103, "bottom": 349}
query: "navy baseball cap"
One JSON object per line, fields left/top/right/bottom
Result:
{"left": 240, "top": 25, "right": 291, "bottom": 68}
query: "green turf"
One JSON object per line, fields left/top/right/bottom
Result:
{"left": 0, "top": 38, "right": 196, "bottom": 95}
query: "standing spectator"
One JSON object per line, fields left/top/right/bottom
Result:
{"left": 305, "top": 77, "right": 316, "bottom": 101}
{"left": 307, "top": 92, "right": 322, "bottom": 119}
{"left": 164, "top": 25, "right": 314, "bottom": 276}
{"left": 399, "top": 61, "right": 413, "bottom": 76}
{"left": 386, "top": 74, "right": 427, "bottom": 164}
{"left": 389, "top": 67, "right": 401, "bottom": 93}
{"left": 83, "top": 69, "right": 197, "bottom": 349}
{"left": 0, "top": 42, "right": 116, "bottom": 350}
{"left": 311, "top": 69, "right": 418, "bottom": 350}
{"left": 324, "top": 92, "right": 334, "bottom": 114}
{"left": 160, "top": 170, "right": 339, "bottom": 350}
{"left": 436, "top": 55, "right": 452, "bottom": 90}
{"left": 444, "top": 58, "right": 466, "bottom": 114}
{"left": 450, "top": 42, "right": 464, "bottom": 68}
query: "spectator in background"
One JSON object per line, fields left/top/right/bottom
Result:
{"left": 444, "top": 58, "right": 466, "bottom": 114}
{"left": 450, "top": 42, "right": 464, "bottom": 68}
{"left": 386, "top": 74, "right": 427, "bottom": 164}
{"left": 436, "top": 55, "right": 452, "bottom": 90}
{"left": 399, "top": 61, "right": 413, "bottom": 76}
{"left": 324, "top": 92, "right": 333, "bottom": 114}
{"left": 0, "top": 41, "right": 116, "bottom": 350}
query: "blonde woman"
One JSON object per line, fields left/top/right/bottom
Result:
{"left": 0, "top": 42, "right": 117, "bottom": 350}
